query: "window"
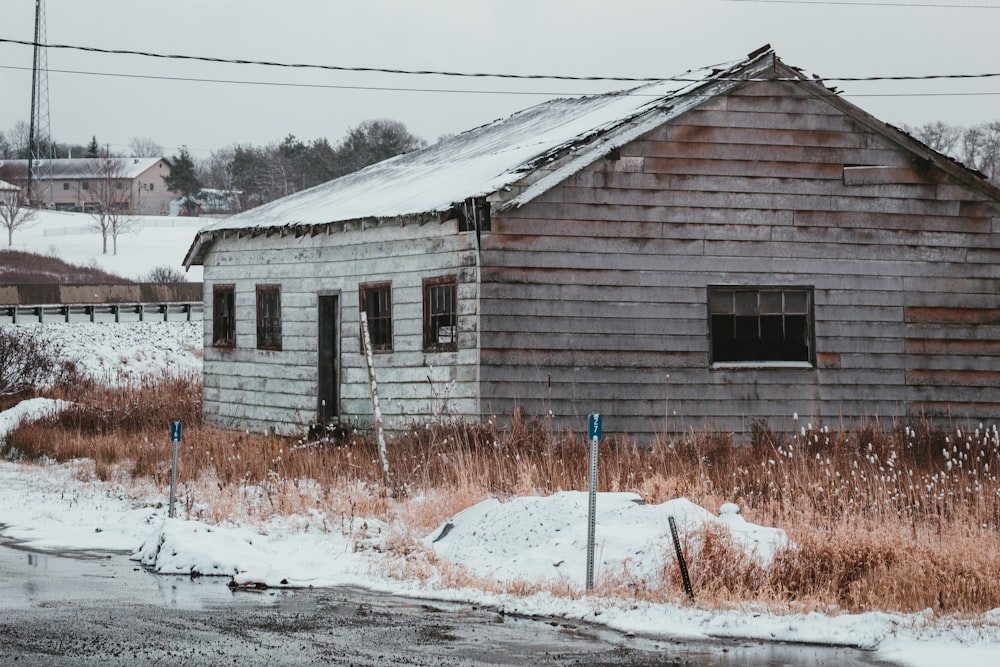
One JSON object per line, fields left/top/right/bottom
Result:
{"left": 359, "top": 282, "right": 392, "bottom": 352}
{"left": 212, "top": 284, "right": 235, "bottom": 348}
{"left": 81, "top": 181, "right": 89, "bottom": 190}
{"left": 116, "top": 181, "right": 124, "bottom": 190}
{"left": 149, "top": 183, "right": 154, "bottom": 191}
{"left": 709, "top": 286, "right": 813, "bottom": 365}
{"left": 256, "top": 285, "right": 282, "bottom": 350}
{"left": 423, "top": 276, "right": 457, "bottom": 351}
{"left": 62, "top": 182, "right": 69, "bottom": 191}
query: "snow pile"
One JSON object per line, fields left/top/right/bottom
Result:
{"left": 0, "top": 397, "right": 69, "bottom": 440}
{"left": 427, "top": 491, "right": 785, "bottom": 588}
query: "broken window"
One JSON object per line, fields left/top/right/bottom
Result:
{"left": 212, "top": 284, "right": 235, "bottom": 348}
{"left": 709, "top": 286, "right": 813, "bottom": 365}
{"left": 256, "top": 284, "right": 282, "bottom": 351}
{"left": 423, "top": 276, "right": 457, "bottom": 352}
{"left": 359, "top": 281, "right": 392, "bottom": 352}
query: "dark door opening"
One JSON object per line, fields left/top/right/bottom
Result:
{"left": 317, "top": 294, "right": 340, "bottom": 423}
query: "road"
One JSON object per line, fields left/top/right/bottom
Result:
{"left": 0, "top": 541, "right": 898, "bottom": 666}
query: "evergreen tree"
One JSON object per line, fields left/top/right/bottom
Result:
{"left": 85, "top": 135, "right": 100, "bottom": 158}
{"left": 163, "top": 146, "right": 203, "bottom": 215}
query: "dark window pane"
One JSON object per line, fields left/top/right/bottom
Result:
{"left": 759, "top": 291, "right": 783, "bottom": 314}
{"left": 423, "top": 277, "right": 457, "bottom": 351}
{"left": 256, "top": 285, "right": 281, "bottom": 350}
{"left": 734, "top": 292, "right": 758, "bottom": 316}
{"left": 360, "top": 283, "right": 392, "bottom": 352}
{"left": 708, "top": 286, "right": 812, "bottom": 364}
{"left": 212, "top": 285, "right": 235, "bottom": 348}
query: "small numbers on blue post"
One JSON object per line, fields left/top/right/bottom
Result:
{"left": 588, "top": 413, "right": 602, "bottom": 441}
{"left": 171, "top": 421, "right": 182, "bottom": 443}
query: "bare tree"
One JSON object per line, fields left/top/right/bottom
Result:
{"left": 85, "top": 156, "right": 135, "bottom": 255}
{"left": 0, "top": 173, "right": 36, "bottom": 246}
{"left": 6, "top": 121, "right": 31, "bottom": 159}
{"left": 128, "top": 137, "right": 164, "bottom": 157}
{"left": 903, "top": 121, "right": 962, "bottom": 157}
{"left": 960, "top": 122, "right": 1000, "bottom": 185}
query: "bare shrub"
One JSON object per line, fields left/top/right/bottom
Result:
{"left": 142, "top": 265, "right": 186, "bottom": 283}
{"left": 0, "top": 326, "right": 63, "bottom": 397}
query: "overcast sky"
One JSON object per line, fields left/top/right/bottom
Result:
{"left": 1, "top": 0, "right": 997, "bottom": 159}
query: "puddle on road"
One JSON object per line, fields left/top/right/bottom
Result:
{"left": 0, "top": 539, "right": 293, "bottom": 610}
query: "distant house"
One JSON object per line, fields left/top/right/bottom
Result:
{"left": 1, "top": 157, "right": 173, "bottom": 215}
{"left": 183, "top": 46, "right": 1000, "bottom": 439}
{"left": 0, "top": 179, "right": 19, "bottom": 197}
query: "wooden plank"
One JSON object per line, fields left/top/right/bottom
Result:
{"left": 663, "top": 124, "right": 877, "bottom": 150}
{"left": 905, "top": 369, "right": 999, "bottom": 387}
{"left": 792, "top": 210, "right": 993, "bottom": 234}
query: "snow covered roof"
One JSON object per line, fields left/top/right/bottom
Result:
{"left": 183, "top": 44, "right": 1000, "bottom": 269}
{"left": 1, "top": 157, "right": 168, "bottom": 180}
{"left": 0, "top": 179, "right": 19, "bottom": 191}
{"left": 184, "top": 47, "right": 780, "bottom": 267}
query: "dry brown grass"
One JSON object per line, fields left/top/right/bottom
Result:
{"left": 5, "top": 379, "right": 1000, "bottom": 616}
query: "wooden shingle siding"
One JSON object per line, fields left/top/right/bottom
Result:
{"left": 201, "top": 222, "right": 481, "bottom": 434}
{"left": 480, "top": 79, "right": 1000, "bottom": 438}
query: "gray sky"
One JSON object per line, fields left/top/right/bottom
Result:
{"left": 1, "top": 0, "right": 997, "bottom": 159}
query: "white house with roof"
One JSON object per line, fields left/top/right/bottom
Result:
{"left": 0, "top": 157, "right": 173, "bottom": 215}
{"left": 183, "top": 46, "right": 1000, "bottom": 440}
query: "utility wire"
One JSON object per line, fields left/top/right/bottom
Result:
{"left": 2, "top": 64, "right": 998, "bottom": 100}
{"left": 722, "top": 0, "right": 999, "bottom": 7}
{"left": 1, "top": 37, "right": 1000, "bottom": 84}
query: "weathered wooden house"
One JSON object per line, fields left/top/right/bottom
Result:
{"left": 183, "top": 47, "right": 1000, "bottom": 439}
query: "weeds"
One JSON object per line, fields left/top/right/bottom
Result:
{"left": 4, "top": 378, "right": 1000, "bottom": 615}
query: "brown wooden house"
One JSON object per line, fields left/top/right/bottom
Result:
{"left": 183, "top": 46, "right": 1000, "bottom": 439}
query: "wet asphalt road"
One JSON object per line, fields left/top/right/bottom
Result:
{"left": 0, "top": 541, "right": 898, "bottom": 666}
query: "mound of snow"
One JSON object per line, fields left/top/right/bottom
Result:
{"left": 427, "top": 491, "right": 786, "bottom": 588}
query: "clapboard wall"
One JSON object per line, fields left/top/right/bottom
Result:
{"left": 200, "top": 220, "right": 479, "bottom": 434}
{"left": 478, "top": 78, "right": 1000, "bottom": 438}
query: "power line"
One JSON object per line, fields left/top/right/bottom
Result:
{"left": 1, "top": 37, "right": 1000, "bottom": 84}
{"left": 2, "top": 63, "right": 998, "bottom": 100}
{"left": 722, "top": 0, "right": 999, "bottom": 7}
{"left": 0, "top": 64, "right": 602, "bottom": 97}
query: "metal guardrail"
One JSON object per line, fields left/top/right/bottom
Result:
{"left": 0, "top": 283, "right": 205, "bottom": 325}
{"left": 2, "top": 301, "right": 203, "bottom": 324}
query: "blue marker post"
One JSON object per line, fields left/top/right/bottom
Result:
{"left": 169, "top": 421, "right": 182, "bottom": 518}
{"left": 586, "top": 413, "right": 602, "bottom": 591}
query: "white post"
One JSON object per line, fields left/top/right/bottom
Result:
{"left": 360, "top": 311, "right": 392, "bottom": 493}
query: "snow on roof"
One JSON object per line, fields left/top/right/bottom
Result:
{"left": 0, "top": 179, "right": 19, "bottom": 191}
{"left": 192, "top": 49, "right": 777, "bottom": 242}
{"left": 0, "top": 157, "right": 167, "bottom": 180}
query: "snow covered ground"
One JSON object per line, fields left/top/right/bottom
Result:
{"left": 1, "top": 321, "right": 999, "bottom": 666}
{"left": 6, "top": 208, "right": 203, "bottom": 282}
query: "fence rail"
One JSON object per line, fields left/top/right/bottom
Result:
{"left": 2, "top": 301, "right": 203, "bottom": 324}
{"left": 0, "top": 282, "right": 204, "bottom": 324}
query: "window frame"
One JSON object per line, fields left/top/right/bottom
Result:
{"left": 359, "top": 281, "right": 393, "bottom": 353}
{"left": 422, "top": 275, "right": 458, "bottom": 352}
{"left": 212, "top": 284, "right": 235, "bottom": 349}
{"left": 708, "top": 285, "right": 814, "bottom": 368}
{"left": 256, "top": 284, "right": 282, "bottom": 351}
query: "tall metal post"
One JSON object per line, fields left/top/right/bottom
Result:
{"left": 586, "top": 413, "right": 602, "bottom": 591}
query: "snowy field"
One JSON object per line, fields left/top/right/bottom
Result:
{"left": 1, "top": 309, "right": 999, "bottom": 665}
{"left": 5, "top": 208, "right": 203, "bottom": 282}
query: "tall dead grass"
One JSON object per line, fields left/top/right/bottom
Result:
{"left": 5, "top": 379, "right": 1000, "bottom": 615}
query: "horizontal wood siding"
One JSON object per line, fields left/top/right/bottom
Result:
{"left": 201, "top": 221, "right": 480, "bottom": 434}
{"left": 480, "top": 80, "right": 1000, "bottom": 438}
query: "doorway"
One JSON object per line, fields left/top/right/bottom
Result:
{"left": 317, "top": 293, "right": 340, "bottom": 423}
